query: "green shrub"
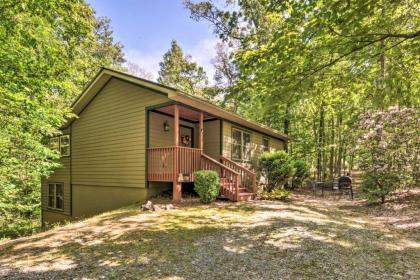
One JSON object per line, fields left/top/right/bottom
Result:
{"left": 360, "top": 172, "right": 400, "bottom": 203}
{"left": 356, "top": 106, "right": 418, "bottom": 203}
{"left": 257, "top": 151, "right": 294, "bottom": 191}
{"left": 259, "top": 189, "right": 291, "bottom": 201}
{"left": 193, "top": 170, "right": 220, "bottom": 203}
{"left": 291, "top": 160, "right": 310, "bottom": 189}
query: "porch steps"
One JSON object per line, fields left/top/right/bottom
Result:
{"left": 220, "top": 177, "right": 255, "bottom": 201}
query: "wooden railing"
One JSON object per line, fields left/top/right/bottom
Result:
{"left": 148, "top": 146, "right": 202, "bottom": 182}
{"left": 147, "top": 146, "right": 247, "bottom": 201}
{"left": 201, "top": 154, "right": 241, "bottom": 201}
{"left": 147, "top": 147, "right": 175, "bottom": 181}
{"left": 220, "top": 156, "right": 257, "bottom": 194}
{"left": 177, "top": 147, "right": 202, "bottom": 178}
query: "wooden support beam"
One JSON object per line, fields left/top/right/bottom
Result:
{"left": 199, "top": 111, "right": 204, "bottom": 150}
{"left": 173, "top": 105, "right": 181, "bottom": 203}
{"left": 174, "top": 104, "right": 179, "bottom": 146}
{"left": 173, "top": 182, "right": 182, "bottom": 203}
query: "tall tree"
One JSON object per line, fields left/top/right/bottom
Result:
{"left": 185, "top": 0, "right": 419, "bottom": 182}
{"left": 0, "top": 0, "right": 124, "bottom": 237}
{"left": 158, "top": 40, "right": 209, "bottom": 97}
{"left": 212, "top": 42, "right": 241, "bottom": 112}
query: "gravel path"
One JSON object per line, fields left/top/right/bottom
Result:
{"left": 1, "top": 193, "right": 419, "bottom": 279}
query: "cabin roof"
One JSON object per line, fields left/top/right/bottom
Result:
{"left": 70, "top": 67, "right": 288, "bottom": 141}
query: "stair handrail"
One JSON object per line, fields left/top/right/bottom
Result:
{"left": 201, "top": 153, "right": 241, "bottom": 201}
{"left": 220, "top": 156, "right": 257, "bottom": 194}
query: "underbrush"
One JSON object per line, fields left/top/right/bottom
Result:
{"left": 258, "top": 189, "right": 291, "bottom": 201}
{"left": 0, "top": 216, "right": 41, "bottom": 240}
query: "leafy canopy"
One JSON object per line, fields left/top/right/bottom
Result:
{"left": 0, "top": 0, "right": 124, "bottom": 238}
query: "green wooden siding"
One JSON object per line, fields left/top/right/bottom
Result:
{"left": 42, "top": 78, "right": 170, "bottom": 221}
{"left": 71, "top": 78, "right": 168, "bottom": 189}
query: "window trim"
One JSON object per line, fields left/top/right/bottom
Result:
{"left": 49, "top": 134, "right": 71, "bottom": 157}
{"left": 47, "top": 182, "right": 64, "bottom": 211}
{"left": 59, "top": 135, "right": 71, "bottom": 157}
{"left": 231, "top": 127, "right": 252, "bottom": 162}
{"left": 262, "top": 137, "right": 270, "bottom": 152}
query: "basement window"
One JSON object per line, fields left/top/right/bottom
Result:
{"left": 48, "top": 183, "right": 64, "bottom": 210}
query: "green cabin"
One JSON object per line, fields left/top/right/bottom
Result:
{"left": 42, "top": 68, "right": 288, "bottom": 223}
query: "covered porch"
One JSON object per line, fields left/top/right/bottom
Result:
{"left": 146, "top": 103, "right": 256, "bottom": 203}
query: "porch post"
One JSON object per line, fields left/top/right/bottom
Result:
{"left": 173, "top": 104, "right": 181, "bottom": 203}
{"left": 199, "top": 111, "right": 204, "bottom": 150}
{"left": 174, "top": 104, "right": 179, "bottom": 146}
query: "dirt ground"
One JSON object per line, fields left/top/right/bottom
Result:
{"left": 1, "top": 189, "right": 419, "bottom": 279}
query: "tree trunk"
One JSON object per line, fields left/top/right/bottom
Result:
{"left": 284, "top": 103, "right": 290, "bottom": 152}
{"left": 329, "top": 116, "right": 335, "bottom": 179}
{"left": 378, "top": 5, "right": 386, "bottom": 108}
{"left": 317, "top": 104, "right": 325, "bottom": 181}
{"left": 336, "top": 113, "right": 343, "bottom": 176}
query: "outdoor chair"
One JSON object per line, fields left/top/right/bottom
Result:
{"left": 338, "top": 176, "right": 353, "bottom": 200}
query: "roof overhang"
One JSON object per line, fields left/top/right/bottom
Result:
{"left": 168, "top": 92, "right": 288, "bottom": 141}
{"left": 67, "top": 67, "right": 288, "bottom": 141}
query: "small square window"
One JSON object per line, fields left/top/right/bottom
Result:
{"left": 49, "top": 135, "right": 70, "bottom": 157}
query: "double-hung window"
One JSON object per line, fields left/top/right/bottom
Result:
{"left": 50, "top": 135, "right": 70, "bottom": 157}
{"left": 263, "top": 137, "right": 270, "bottom": 152}
{"left": 48, "top": 183, "right": 64, "bottom": 210}
{"left": 232, "top": 128, "right": 251, "bottom": 162}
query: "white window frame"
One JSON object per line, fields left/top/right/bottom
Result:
{"left": 49, "top": 135, "right": 70, "bottom": 157}
{"left": 48, "top": 183, "right": 64, "bottom": 211}
{"left": 60, "top": 135, "right": 70, "bottom": 157}
{"left": 231, "top": 128, "right": 251, "bottom": 162}
{"left": 262, "top": 137, "right": 270, "bottom": 152}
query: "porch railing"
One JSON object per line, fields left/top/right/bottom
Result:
{"left": 147, "top": 146, "right": 242, "bottom": 201}
{"left": 147, "top": 146, "right": 202, "bottom": 182}
{"left": 201, "top": 153, "right": 241, "bottom": 201}
{"left": 220, "top": 156, "right": 257, "bottom": 194}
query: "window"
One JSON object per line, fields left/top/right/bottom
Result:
{"left": 263, "top": 137, "right": 270, "bottom": 152}
{"left": 60, "top": 135, "right": 70, "bottom": 156}
{"left": 231, "top": 128, "right": 251, "bottom": 162}
{"left": 48, "top": 183, "right": 64, "bottom": 210}
{"left": 49, "top": 135, "right": 70, "bottom": 157}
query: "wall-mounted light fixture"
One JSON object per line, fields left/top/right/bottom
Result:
{"left": 163, "top": 120, "right": 170, "bottom": 132}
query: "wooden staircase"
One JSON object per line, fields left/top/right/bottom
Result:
{"left": 147, "top": 146, "right": 256, "bottom": 202}
{"left": 201, "top": 153, "right": 256, "bottom": 202}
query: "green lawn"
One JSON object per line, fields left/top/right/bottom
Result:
{"left": 0, "top": 192, "right": 419, "bottom": 279}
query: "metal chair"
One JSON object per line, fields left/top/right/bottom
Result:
{"left": 338, "top": 176, "right": 353, "bottom": 200}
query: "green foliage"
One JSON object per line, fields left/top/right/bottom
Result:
{"left": 291, "top": 160, "right": 310, "bottom": 189}
{"left": 158, "top": 40, "right": 209, "bottom": 97}
{"left": 0, "top": 0, "right": 124, "bottom": 238}
{"left": 259, "top": 189, "right": 291, "bottom": 201}
{"left": 257, "top": 151, "right": 294, "bottom": 191}
{"left": 186, "top": 0, "right": 420, "bottom": 185}
{"left": 360, "top": 173, "right": 400, "bottom": 204}
{"left": 356, "top": 106, "right": 419, "bottom": 203}
{"left": 193, "top": 170, "right": 220, "bottom": 203}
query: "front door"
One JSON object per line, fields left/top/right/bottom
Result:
{"left": 179, "top": 126, "right": 193, "bottom": 148}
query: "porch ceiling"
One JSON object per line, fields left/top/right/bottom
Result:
{"left": 155, "top": 105, "right": 215, "bottom": 122}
